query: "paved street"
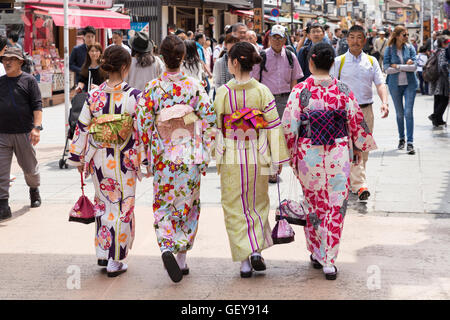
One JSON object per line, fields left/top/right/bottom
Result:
{"left": 1, "top": 91, "right": 450, "bottom": 300}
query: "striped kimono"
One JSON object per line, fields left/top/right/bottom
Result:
{"left": 214, "top": 78, "right": 290, "bottom": 262}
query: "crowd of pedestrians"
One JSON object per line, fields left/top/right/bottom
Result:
{"left": 1, "top": 21, "right": 449, "bottom": 285}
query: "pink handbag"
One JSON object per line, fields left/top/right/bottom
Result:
{"left": 271, "top": 176, "right": 295, "bottom": 244}
{"left": 69, "top": 171, "right": 95, "bottom": 224}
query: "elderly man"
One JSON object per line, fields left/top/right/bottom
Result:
{"left": 69, "top": 26, "right": 96, "bottom": 84}
{"left": 108, "top": 30, "right": 131, "bottom": 54}
{"left": 232, "top": 23, "right": 248, "bottom": 41}
{"left": 297, "top": 23, "right": 326, "bottom": 82}
{"left": 0, "top": 48, "right": 43, "bottom": 221}
{"left": 246, "top": 30, "right": 261, "bottom": 52}
{"left": 251, "top": 24, "right": 303, "bottom": 183}
{"left": 330, "top": 25, "right": 389, "bottom": 201}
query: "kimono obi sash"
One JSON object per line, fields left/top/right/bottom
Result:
{"left": 222, "top": 107, "right": 268, "bottom": 140}
{"left": 298, "top": 109, "right": 348, "bottom": 145}
{"left": 156, "top": 104, "right": 199, "bottom": 142}
{"left": 88, "top": 113, "right": 133, "bottom": 144}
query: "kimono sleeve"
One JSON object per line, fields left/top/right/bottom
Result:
{"left": 67, "top": 96, "right": 92, "bottom": 167}
{"left": 135, "top": 81, "right": 157, "bottom": 172}
{"left": 261, "top": 86, "right": 290, "bottom": 166}
{"left": 192, "top": 80, "right": 217, "bottom": 155}
{"left": 281, "top": 84, "right": 303, "bottom": 169}
{"left": 346, "top": 94, "right": 377, "bottom": 153}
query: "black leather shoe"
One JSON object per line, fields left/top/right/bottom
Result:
{"left": 0, "top": 205, "right": 12, "bottom": 221}
{"left": 398, "top": 139, "right": 405, "bottom": 150}
{"left": 162, "top": 251, "right": 183, "bottom": 283}
{"left": 30, "top": 188, "right": 41, "bottom": 208}
{"left": 98, "top": 259, "right": 108, "bottom": 267}
{"left": 407, "top": 144, "right": 415, "bottom": 155}
{"left": 324, "top": 266, "right": 338, "bottom": 280}
{"left": 310, "top": 254, "right": 323, "bottom": 269}
{"left": 250, "top": 254, "right": 266, "bottom": 271}
{"left": 181, "top": 266, "right": 189, "bottom": 276}
{"left": 240, "top": 270, "right": 253, "bottom": 278}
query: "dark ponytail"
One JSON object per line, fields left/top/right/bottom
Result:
{"left": 228, "top": 41, "right": 262, "bottom": 72}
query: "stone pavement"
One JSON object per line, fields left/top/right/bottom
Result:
{"left": 1, "top": 91, "right": 450, "bottom": 300}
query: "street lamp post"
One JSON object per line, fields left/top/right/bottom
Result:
{"left": 63, "top": 0, "right": 69, "bottom": 141}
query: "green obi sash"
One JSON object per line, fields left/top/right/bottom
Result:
{"left": 89, "top": 113, "right": 133, "bottom": 144}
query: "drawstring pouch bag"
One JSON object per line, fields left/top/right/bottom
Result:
{"left": 272, "top": 176, "right": 295, "bottom": 244}
{"left": 69, "top": 170, "right": 95, "bottom": 224}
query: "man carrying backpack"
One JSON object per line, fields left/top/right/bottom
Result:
{"left": 251, "top": 24, "right": 303, "bottom": 183}
{"left": 330, "top": 25, "right": 389, "bottom": 201}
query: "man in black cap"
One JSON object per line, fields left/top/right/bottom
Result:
{"left": 69, "top": 26, "right": 96, "bottom": 84}
{"left": 0, "top": 48, "right": 43, "bottom": 221}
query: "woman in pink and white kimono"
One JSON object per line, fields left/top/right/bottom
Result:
{"left": 282, "top": 43, "right": 377, "bottom": 280}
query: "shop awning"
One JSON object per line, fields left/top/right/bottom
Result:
{"left": 204, "top": 0, "right": 252, "bottom": 9}
{"left": 28, "top": 5, "right": 131, "bottom": 29}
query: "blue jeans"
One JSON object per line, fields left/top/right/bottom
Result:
{"left": 389, "top": 85, "right": 416, "bottom": 143}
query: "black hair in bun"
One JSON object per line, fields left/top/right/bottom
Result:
{"left": 307, "top": 42, "right": 335, "bottom": 72}
{"left": 160, "top": 35, "right": 186, "bottom": 69}
{"left": 100, "top": 45, "right": 131, "bottom": 73}
{"left": 228, "top": 41, "right": 262, "bottom": 72}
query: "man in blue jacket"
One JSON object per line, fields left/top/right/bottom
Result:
{"left": 69, "top": 26, "right": 96, "bottom": 84}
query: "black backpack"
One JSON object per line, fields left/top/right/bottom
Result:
{"left": 422, "top": 50, "right": 440, "bottom": 83}
{"left": 259, "top": 48, "right": 294, "bottom": 82}
{"left": 337, "top": 38, "right": 349, "bottom": 56}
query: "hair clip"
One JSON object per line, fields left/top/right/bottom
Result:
{"left": 312, "top": 54, "right": 317, "bottom": 58}
{"left": 240, "top": 55, "right": 246, "bottom": 59}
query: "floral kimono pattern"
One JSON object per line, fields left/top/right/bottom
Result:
{"left": 67, "top": 82, "right": 142, "bottom": 261}
{"left": 214, "top": 78, "right": 290, "bottom": 262}
{"left": 282, "top": 76, "right": 377, "bottom": 267}
{"left": 136, "top": 71, "right": 216, "bottom": 254}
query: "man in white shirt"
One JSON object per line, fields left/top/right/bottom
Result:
{"left": 330, "top": 25, "right": 389, "bottom": 201}
{"left": 108, "top": 30, "right": 131, "bottom": 55}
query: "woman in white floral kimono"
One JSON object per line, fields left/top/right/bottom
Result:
{"left": 68, "top": 46, "right": 143, "bottom": 277}
{"left": 136, "top": 35, "right": 216, "bottom": 283}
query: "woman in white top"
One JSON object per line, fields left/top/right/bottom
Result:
{"left": 180, "top": 40, "right": 204, "bottom": 81}
{"left": 416, "top": 45, "right": 429, "bottom": 95}
{"left": 125, "top": 31, "right": 164, "bottom": 92}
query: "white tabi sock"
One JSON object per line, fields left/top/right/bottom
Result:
{"left": 240, "top": 258, "right": 252, "bottom": 273}
{"left": 176, "top": 252, "right": 187, "bottom": 269}
{"left": 251, "top": 252, "right": 261, "bottom": 258}
{"left": 323, "top": 266, "right": 336, "bottom": 274}
{"left": 107, "top": 258, "right": 127, "bottom": 272}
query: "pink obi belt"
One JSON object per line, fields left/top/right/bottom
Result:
{"left": 298, "top": 109, "right": 348, "bottom": 145}
{"left": 222, "top": 107, "right": 268, "bottom": 141}
{"left": 156, "top": 104, "right": 199, "bottom": 141}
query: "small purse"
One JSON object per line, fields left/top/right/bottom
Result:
{"left": 271, "top": 176, "right": 295, "bottom": 244}
{"left": 275, "top": 199, "right": 307, "bottom": 226}
{"left": 69, "top": 171, "right": 95, "bottom": 224}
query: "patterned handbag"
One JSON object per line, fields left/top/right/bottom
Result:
{"left": 275, "top": 199, "right": 307, "bottom": 226}
{"left": 272, "top": 176, "right": 295, "bottom": 244}
{"left": 299, "top": 109, "right": 348, "bottom": 145}
{"left": 69, "top": 171, "right": 95, "bottom": 224}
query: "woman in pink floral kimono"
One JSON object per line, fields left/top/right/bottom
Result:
{"left": 136, "top": 35, "right": 216, "bottom": 283}
{"left": 282, "top": 43, "right": 377, "bottom": 280}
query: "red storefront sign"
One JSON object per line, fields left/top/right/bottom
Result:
{"left": 19, "top": 0, "right": 113, "bottom": 9}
